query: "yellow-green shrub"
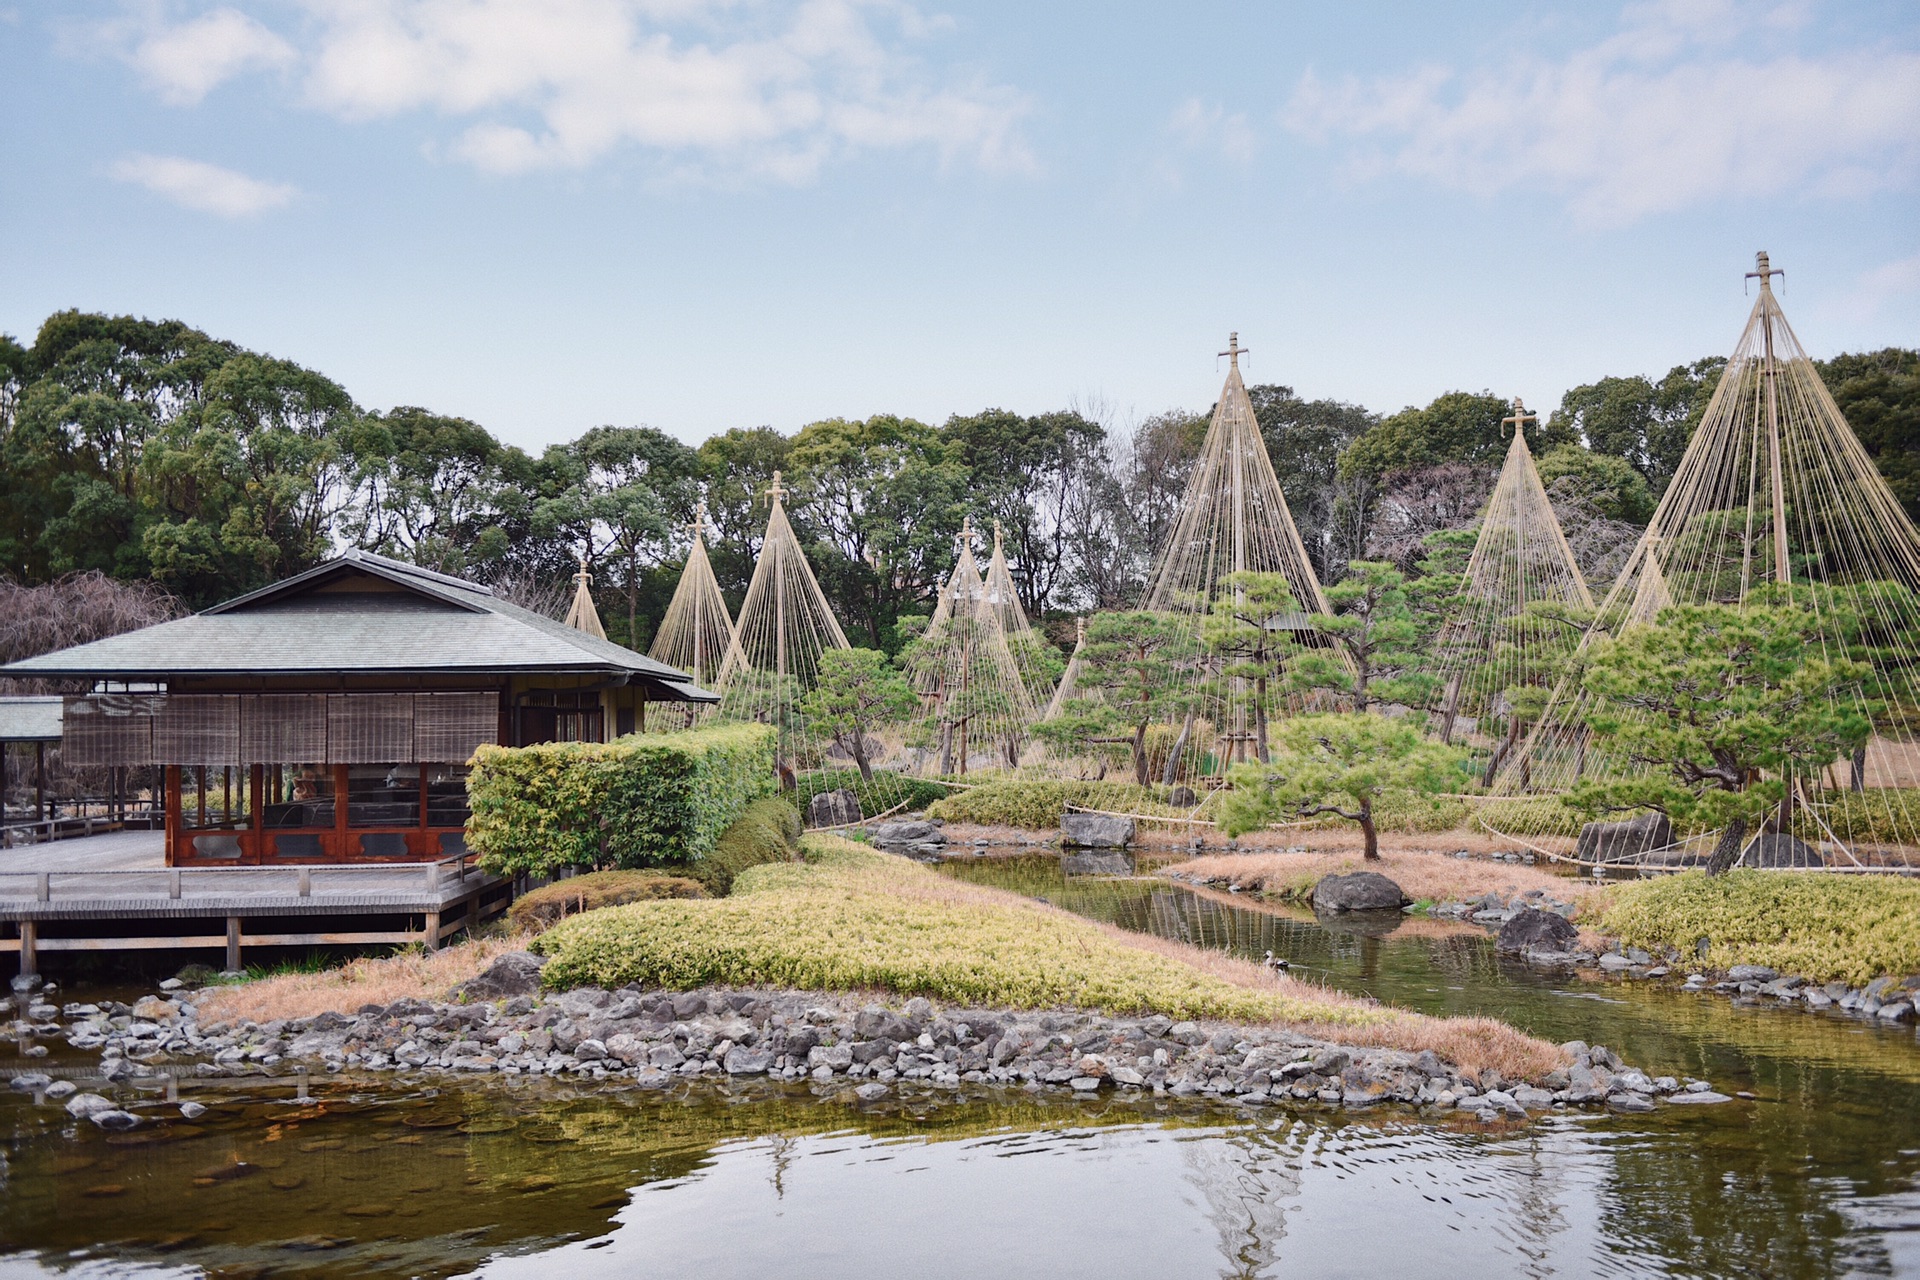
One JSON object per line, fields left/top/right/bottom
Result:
{"left": 926, "top": 780, "right": 1203, "bottom": 828}
{"left": 1600, "top": 870, "right": 1920, "bottom": 986}
{"left": 509, "top": 871, "right": 707, "bottom": 934}
{"left": 693, "top": 797, "right": 802, "bottom": 895}
{"left": 467, "top": 723, "right": 776, "bottom": 875}
{"left": 1802, "top": 789, "right": 1920, "bottom": 846}
{"left": 532, "top": 837, "right": 1390, "bottom": 1025}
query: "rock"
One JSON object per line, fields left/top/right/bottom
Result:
{"left": 8, "top": 1073, "right": 52, "bottom": 1092}
{"left": 870, "top": 820, "right": 943, "bottom": 846}
{"left": 1727, "top": 965, "right": 1778, "bottom": 983}
{"left": 1061, "top": 813, "right": 1136, "bottom": 848}
{"left": 45, "top": 1080, "right": 76, "bottom": 1099}
{"left": 66, "top": 1093, "right": 117, "bottom": 1118}
{"left": 1496, "top": 908, "right": 1579, "bottom": 954}
{"left": 806, "top": 789, "right": 862, "bottom": 829}
{"left": 724, "top": 1047, "right": 773, "bottom": 1075}
{"left": 1168, "top": 786, "right": 1199, "bottom": 808}
{"left": 89, "top": 1109, "right": 143, "bottom": 1131}
{"left": 130, "top": 996, "right": 178, "bottom": 1022}
{"left": 1606, "top": 1092, "right": 1656, "bottom": 1113}
{"left": 1311, "top": 872, "right": 1409, "bottom": 913}
{"left": 1575, "top": 813, "right": 1672, "bottom": 863}
{"left": 453, "top": 952, "right": 548, "bottom": 1001}
{"left": 1597, "top": 953, "right": 1635, "bottom": 971}
{"left": 1877, "top": 1002, "right": 1912, "bottom": 1022}
{"left": 1665, "top": 1090, "right": 1734, "bottom": 1105}
{"left": 1061, "top": 851, "right": 1133, "bottom": 877}
{"left": 179, "top": 1101, "right": 207, "bottom": 1120}
{"left": 1742, "top": 833, "right": 1824, "bottom": 868}
{"left": 157, "top": 978, "right": 184, "bottom": 992}
{"left": 854, "top": 1082, "right": 890, "bottom": 1101}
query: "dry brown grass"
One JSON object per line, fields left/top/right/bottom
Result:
{"left": 1174, "top": 847, "right": 1610, "bottom": 917}
{"left": 194, "top": 934, "right": 526, "bottom": 1024}
{"left": 1148, "top": 826, "right": 1533, "bottom": 856}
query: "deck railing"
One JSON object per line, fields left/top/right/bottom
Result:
{"left": 0, "top": 852, "right": 489, "bottom": 903}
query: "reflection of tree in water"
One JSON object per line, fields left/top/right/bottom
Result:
{"left": 1179, "top": 1121, "right": 1311, "bottom": 1279}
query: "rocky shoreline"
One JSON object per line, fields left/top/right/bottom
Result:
{"left": 4, "top": 956, "right": 1734, "bottom": 1130}
{"left": 1167, "top": 865, "right": 1920, "bottom": 1029}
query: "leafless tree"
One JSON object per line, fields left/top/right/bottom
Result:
{"left": 0, "top": 572, "right": 185, "bottom": 694}
{"left": 1364, "top": 463, "right": 1497, "bottom": 572}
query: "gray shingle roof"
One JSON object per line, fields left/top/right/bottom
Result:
{"left": 0, "top": 697, "right": 63, "bottom": 743}
{"left": 0, "top": 552, "right": 717, "bottom": 701}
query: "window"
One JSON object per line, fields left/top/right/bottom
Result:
{"left": 174, "top": 766, "right": 248, "bottom": 831}
{"left": 426, "top": 764, "right": 471, "bottom": 827}
{"left": 347, "top": 764, "right": 418, "bottom": 828}
{"left": 263, "top": 765, "right": 334, "bottom": 830}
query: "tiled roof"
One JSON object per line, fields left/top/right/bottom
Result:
{"left": 0, "top": 697, "right": 63, "bottom": 742}
{"left": 0, "top": 552, "right": 717, "bottom": 701}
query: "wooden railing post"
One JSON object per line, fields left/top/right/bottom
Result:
{"left": 34, "top": 874, "right": 49, "bottom": 904}
{"left": 168, "top": 869, "right": 182, "bottom": 900}
{"left": 297, "top": 866, "right": 311, "bottom": 898}
{"left": 18, "top": 922, "right": 36, "bottom": 979}
{"left": 225, "top": 917, "right": 241, "bottom": 973}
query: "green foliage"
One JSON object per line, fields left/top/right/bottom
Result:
{"left": 1535, "top": 444, "right": 1657, "bottom": 524}
{"left": 692, "top": 797, "right": 803, "bottom": 895}
{"left": 1290, "top": 560, "right": 1440, "bottom": 713}
{"left": 795, "top": 769, "right": 949, "bottom": 821}
{"left": 1339, "top": 390, "right": 1572, "bottom": 484}
{"left": 466, "top": 723, "right": 777, "bottom": 876}
{"left": 1548, "top": 359, "right": 1723, "bottom": 491}
{"left": 509, "top": 871, "right": 707, "bottom": 934}
{"left": 1600, "top": 870, "right": 1920, "bottom": 986}
{"left": 1807, "top": 788, "right": 1920, "bottom": 847}
{"left": 1203, "top": 570, "right": 1300, "bottom": 763}
{"left": 1821, "top": 348, "right": 1920, "bottom": 525}
{"left": 799, "top": 648, "right": 918, "bottom": 782}
{"left": 1035, "top": 610, "right": 1201, "bottom": 785}
{"left": 925, "top": 779, "right": 1203, "bottom": 828}
{"left": 1221, "top": 713, "right": 1472, "bottom": 858}
{"left": 1573, "top": 602, "right": 1872, "bottom": 872}
{"left": 534, "top": 837, "right": 1392, "bottom": 1024}
{"left": 1470, "top": 795, "right": 1585, "bottom": 839}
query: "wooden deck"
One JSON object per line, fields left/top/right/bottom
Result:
{"left": 0, "top": 831, "right": 513, "bottom": 976}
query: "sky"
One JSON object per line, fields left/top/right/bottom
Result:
{"left": 2, "top": 0, "right": 1917, "bottom": 451}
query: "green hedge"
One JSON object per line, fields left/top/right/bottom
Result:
{"left": 467, "top": 723, "right": 777, "bottom": 875}
{"left": 693, "top": 797, "right": 803, "bottom": 895}
{"left": 925, "top": 780, "right": 1205, "bottom": 829}
{"left": 796, "top": 769, "right": 949, "bottom": 823}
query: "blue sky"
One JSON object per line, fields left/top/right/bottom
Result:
{"left": 2, "top": 1, "right": 1916, "bottom": 450}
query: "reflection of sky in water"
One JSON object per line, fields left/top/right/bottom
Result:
{"left": 471, "top": 1120, "right": 1627, "bottom": 1280}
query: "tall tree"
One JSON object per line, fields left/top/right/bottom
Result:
{"left": 1289, "top": 560, "right": 1439, "bottom": 713}
{"left": 1202, "top": 570, "right": 1300, "bottom": 764}
{"left": 1820, "top": 348, "right": 1920, "bottom": 523}
{"left": 943, "top": 407, "right": 1106, "bottom": 615}
{"left": 1248, "top": 383, "right": 1376, "bottom": 581}
{"left": 1548, "top": 358, "right": 1724, "bottom": 491}
{"left": 339, "top": 407, "right": 523, "bottom": 575}
{"left": 1036, "top": 610, "right": 1200, "bottom": 785}
{"left": 1339, "top": 391, "right": 1569, "bottom": 485}
{"left": 695, "top": 426, "right": 793, "bottom": 602}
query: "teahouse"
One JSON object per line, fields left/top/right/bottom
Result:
{"left": 0, "top": 550, "right": 716, "bottom": 866}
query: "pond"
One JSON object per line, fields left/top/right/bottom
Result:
{"left": 1, "top": 853, "right": 1916, "bottom": 1278}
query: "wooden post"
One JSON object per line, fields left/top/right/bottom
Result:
{"left": 423, "top": 910, "right": 441, "bottom": 952}
{"left": 168, "top": 869, "right": 182, "bottom": 900}
{"left": 297, "top": 866, "right": 311, "bottom": 898}
{"left": 225, "top": 916, "right": 241, "bottom": 972}
{"left": 18, "top": 922, "right": 36, "bottom": 979}
{"left": 35, "top": 743, "right": 46, "bottom": 823}
{"left": 34, "top": 874, "right": 49, "bottom": 903}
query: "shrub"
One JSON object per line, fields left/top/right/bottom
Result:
{"left": 1802, "top": 788, "right": 1920, "bottom": 847}
{"left": 1600, "top": 870, "right": 1920, "bottom": 986}
{"left": 795, "top": 769, "right": 948, "bottom": 824}
{"left": 926, "top": 780, "right": 1201, "bottom": 829}
{"left": 508, "top": 871, "right": 707, "bottom": 934}
{"left": 533, "top": 837, "right": 1390, "bottom": 1023}
{"left": 692, "top": 796, "right": 803, "bottom": 895}
{"left": 1469, "top": 795, "right": 1585, "bottom": 839}
{"left": 467, "top": 723, "right": 776, "bottom": 875}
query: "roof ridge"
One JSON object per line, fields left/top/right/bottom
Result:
{"left": 346, "top": 548, "right": 495, "bottom": 596}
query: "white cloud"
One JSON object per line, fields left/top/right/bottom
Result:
{"left": 1850, "top": 251, "right": 1920, "bottom": 316}
{"left": 1282, "top": 2, "right": 1920, "bottom": 226}
{"left": 130, "top": 7, "right": 296, "bottom": 105}
{"left": 108, "top": 0, "right": 1032, "bottom": 182}
{"left": 111, "top": 153, "right": 297, "bottom": 216}
{"left": 1166, "top": 98, "right": 1257, "bottom": 167}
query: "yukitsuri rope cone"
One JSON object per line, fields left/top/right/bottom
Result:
{"left": 1142, "top": 335, "right": 1332, "bottom": 773}
{"left": 1027, "top": 615, "right": 1103, "bottom": 775}
{"left": 1491, "top": 253, "right": 1920, "bottom": 870}
{"left": 562, "top": 557, "right": 607, "bottom": 640}
{"left": 648, "top": 504, "right": 739, "bottom": 726}
{"left": 716, "top": 472, "right": 851, "bottom": 771}
{"left": 982, "top": 519, "right": 1060, "bottom": 711}
{"left": 905, "top": 519, "right": 1038, "bottom": 776}
{"left": 1430, "top": 399, "right": 1594, "bottom": 770}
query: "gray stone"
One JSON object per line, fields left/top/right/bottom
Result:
{"left": 65, "top": 1092, "right": 115, "bottom": 1118}
{"left": 1061, "top": 850, "right": 1133, "bottom": 876}
{"left": 1575, "top": 812, "right": 1673, "bottom": 863}
{"left": 44, "top": 1080, "right": 76, "bottom": 1099}
{"left": 1727, "top": 965, "right": 1778, "bottom": 983}
{"left": 724, "top": 1046, "right": 773, "bottom": 1074}
{"left": 806, "top": 789, "right": 862, "bottom": 829}
{"left": 1665, "top": 1090, "right": 1734, "bottom": 1105}
{"left": 870, "top": 820, "right": 943, "bottom": 846}
{"left": 1876, "top": 1002, "right": 1912, "bottom": 1022}
{"left": 1168, "top": 786, "right": 1199, "bottom": 808}
{"left": 1742, "top": 833, "right": 1825, "bottom": 868}
{"left": 1061, "top": 813, "right": 1136, "bottom": 848}
{"left": 1496, "top": 908, "right": 1579, "bottom": 954}
{"left": 89, "top": 1109, "right": 142, "bottom": 1131}
{"left": 854, "top": 1082, "right": 890, "bottom": 1101}
{"left": 8, "top": 1073, "right": 51, "bottom": 1092}
{"left": 1311, "top": 872, "right": 1409, "bottom": 913}
{"left": 1597, "top": 953, "right": 1635, "bottom": 971}
{"left": 178, "top": 1101, "right": 207, "bottom": 1120}
{"left": 1606, "top": 1092, "right": 1657, "bottom": 1113}
{"left": 453, "top": 952, "right": 548, "bottom": 1002}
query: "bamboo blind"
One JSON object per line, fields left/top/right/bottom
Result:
{"left": 240, "top": 694, "right": 330, "bottom": 763}
{"left": 61, "top": 694, "right": 159, "bottom": 767}
{"left": 326, "top": 693, "right": 414, "bottom": 764}
{"left": 412, "top": 692, "right": 497, "bottom": 761}
{"left": 151, "top": 695, "right": 243, "bottom": 766}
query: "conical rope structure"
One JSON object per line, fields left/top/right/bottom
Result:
{"left": 904, "top": 518, "right": 1038, "bottom": 776}
{"left": 1488, "top": 253, "right": 1920, "bottom": 869}
{"left": 1026, "top": 615, "right": 1102, "bottom": 774}
{"left": 716, "top": 471, "right": 851, "bottom": 769}
{"left": 563, "top": 557, "right": 607, "bottom": 640}
{"left": 982, "top": 519, "right": 1060, "bottom": 711}
{"left": 647, "top": 503, "right": 739, "bottom": 726}
{"left": 1430, "top": 399, "right": 1594, "bottom": 763}
{"left": 1142, "top": 334, "right": 1332, "bottom": 771}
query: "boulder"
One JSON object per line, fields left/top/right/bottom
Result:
{"left": 1496, "top": 908, "right": 1580, "bottom": 954}
{"left": 452, "top": 951, "right": 548, "bottom": 1002}
{"left": 130, "top": 996, "right": 179, "bottom": 1022}
{"left": 1310, "top": 872, "right": 1409, "bottom": 913}
{"left": 1061, "top": 813, "right": 1135, "bottom": 848}
{"left": 1742, "top": 833, "right": 1825, "bottom": 868}
{"left": 806, "top": 788, "right": 863, "bottom": 829}
{"left": 870, "top": 820, "right": 944, "bottom": 847}
{"left": 1061, "top": 851, "right": 1133, "bottom": 877}
{"left": 1575, "top": 813, "right": 1673, "bottom": 863}
{"left": 1168, "top": 786, "right": 1199, "bottom": 808}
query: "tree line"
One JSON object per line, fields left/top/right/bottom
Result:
{"left": 3, "top": 309, "right": 1915, "bottom": 657}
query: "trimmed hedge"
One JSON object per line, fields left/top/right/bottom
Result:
{"left": 796, "top": 769, "right": 949, "bottom": 824}
{"left": 467, "top": 723, "right": 776, "bottom": 875}
{"left": 925, "top": 780, "right": 1206, "bottom": 829}
{"left": 693, "top": 797, "right": 803, "bottom": 895}
{"left": 509, "top": 871, "right": 707, "bottom": 934}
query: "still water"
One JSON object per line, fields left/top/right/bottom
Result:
{"left": 1, "top": 853, "right": 1916, "bottom": 1279}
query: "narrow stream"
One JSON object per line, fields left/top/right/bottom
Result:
{"left": 0, "top": 851, "right": 1915, "bottom": 1278}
